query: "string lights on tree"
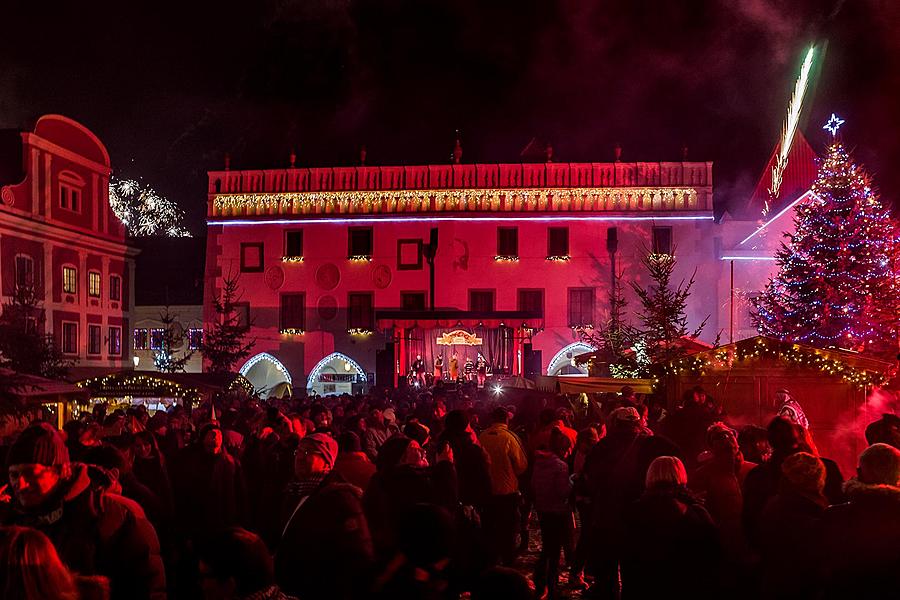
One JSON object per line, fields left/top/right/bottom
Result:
{"left": 753, "top": 116, "right": 900, "bottom": 355}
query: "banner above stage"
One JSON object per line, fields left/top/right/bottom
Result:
{"left": 437, "top": 329, "right": 483, "bottom": 346}
{"left": 375, "top": 309, "right": 544, "bottom": 331}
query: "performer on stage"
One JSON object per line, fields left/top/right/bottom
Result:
{"left": 476, "top": 353, "right": 487, "bottom": 387}
{"left": 434, "top": 355, "right": 444, "bottom": 381}
{"left": 412, "top": 354, "right": 426, "bottom": 386}
{"left": 464, "top": 356, "right": 475, "bottom": 382}
{"left": 449, "top": 353, "right": 459, "bottom": 381}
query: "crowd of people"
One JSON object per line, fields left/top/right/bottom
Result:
{"left": 1, "top": 382, "right": 900, "bottom": 599}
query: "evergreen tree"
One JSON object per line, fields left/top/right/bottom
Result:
{"left": 201, "top": 273, "right": 255, "bottom": 374}
{"left": 153, "top": 306, "right": 192, "bottom": 373}
{"left": 581, "top": 272, "right": 639, "bottom": 376}
{"left": 753, "top": 131, "right": 900, "bottom": 353}
{"left": 0, "top": 285, "right": 71, "bottom": 379}
{"left": 630, "top": 249, "right": 709, "bottom": 374}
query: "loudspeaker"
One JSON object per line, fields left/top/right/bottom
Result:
{"left": 606, "top": 227, "right": 618, "bottom": 253}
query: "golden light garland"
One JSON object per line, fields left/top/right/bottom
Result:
{"left": 212, "top": 186, "right": 701, "bottom": 217}
{"left": 546, "top": 255, "right": 571, "bottom": 262}
{"left": 665, "top": 337, "right": 893, "bottom": 387}
{"left": 494, "top": 255, "right": 520, "bottom": 262}
{"left": 348, "top": 255, "right": 372, "bottom": 262}
{"left": 348, "top": 328, "right": 374, "bottom": 335}
{"left": 281, "top": 256, "right": 304, "bottom": 263}
{"left": 280, "top": 328, "right": 305, "bottom": 335}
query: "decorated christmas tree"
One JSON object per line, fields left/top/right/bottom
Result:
{"left": 753, "top": 116, "right": 900, "bottom": 354}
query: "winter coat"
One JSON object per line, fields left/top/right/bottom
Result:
{"left": 691, "top": 456, "right": 755, "bottom": 560}
{"left": 364, "top": 424, "right": 395, "bottom": 462}
{"left": 658, "top": 402, "right": 719, "bottom": 468}
{"left": 1, "top": 463, "right": 166, "bottom": 600}
{"left": 757, "top": 487, "right": 825, "bottom": 600}
{"left": 528, "top": 421, "right": 577, "bottom": 456}
{"left": 363, "top": 461, "right": 458, "bottom": 559}
{"left": 439, "top": 431, "right": 492, "bottom": 509}
{"left": 479, "top": 423, "right": 527, "bottom": 496}
{"left": 243, "top": 432, "right": 298, "bottom": 546}
{"left": 819, "top": 478, "right": 900, "bottom": 599}
{"left": 334, "top": 451, "right": 377, "bottom": 492}
{"left": 172, "top": 444, "right": 247, "bottom": 539}
{"left": 742, "top": 453, "right": 843, "bottom": 550}
{"left": 275, "top": 471, "right": 374, "bottom": 600}
{"left": 622, "top": 484, "right": 720, "bottom": 600}
{"left": 531, "top": 451, "right": 572, "bottom": 514}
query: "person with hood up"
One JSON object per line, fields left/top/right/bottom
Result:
{"left": 333, "top": 430, "right": 377, "bottom": 491}
{"left": 820, "top": 443, "right": 900, "bottom": 599}
{"left": 1, "top": 422, "right": 166, "bottom": 599}
{"left": 757, "top": 452, "right": 827, "bottom": 600}
{"left": 531, "top": 427, "right": 574, "bottom": 600}
{"left": 622, "top": 456, "right": 720, "bottom": 600}
{"left": 275, "top": 433, "right": 373, "bottom": 600}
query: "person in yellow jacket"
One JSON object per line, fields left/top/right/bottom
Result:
{"left": 478, "top": 406, "right": 528, "bottom": 565}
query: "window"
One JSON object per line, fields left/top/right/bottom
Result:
{"left": 401, "top": 291, "right": 427, "bottom": 311}
{"left": 63, "top": 266, "right": 77, "bottom": 294}
{"left": 62, "top": 322, "right": 78, "bottom": 355}
{"left": 88, "top": 325, "right": 101, "bottom": 355}
{"left": 15, "top": 255, "right": 34, "bottom": 289}
{"left": 497, "top": 227, "right": 518, "bottom": 257}
{"left": 652, "top": 227, "right": 673, "bottom": 255}
{"left": 188, "top": 328, "right": 203, "bottom": 350}
{"left": 469, "top": 290, "right": 495, "bottom": 312}
{"left": 25, "top": 317, "right": 37, "bottom": 334}
{"left": 284, "top": 230, "right": 303, "bottom": 259}
{"left": 547, "top": 227, "right": 569, "bottom": 257}
{"left": 240, "top": 243, "right": 264, "bottom": 272}
{"left": 234, "top": 303, "right": 251, "bottom": 328}
{"left": 110, "top": 275, "right": 122, "bottom": 301}
{"left": 88, "top": 271, "right": 101, "bottom": 298}
{"left": 108, "top": 326, "right": 122, "bottom": 356}
{"left": 348, "top": 292, "right": 374, "bottom": 330}
{"left": 348, "top": 227, "right": 373, "bottom": 258}
{"left": 397, "top": 239, "right": 423, "bottom": 270}
{"left": 59, "top": 184, "right": 82, "bottom": 212}
{"left": 517, "top": 289, "right": 544, "bottom": 317}
{"left": 280, "top": 293, "right": 306, "bottom": 331}
{"left": 134, "top": 328, "right": 148, "bottom": 350}
{"left": 568, "top": 288, "right": 595, "bottom": 327}
{"left": 150, "top": 328, "right": 164, "bottom": 350}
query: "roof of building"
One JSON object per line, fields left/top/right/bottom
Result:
{"left": 134, "top": 237, "right": 206, "bottom": 306}
{"left": 741, "top": 131, "right": 818, "bottom": 219}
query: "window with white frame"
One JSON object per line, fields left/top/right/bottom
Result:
{"left": 59, "top": 184, "right": 82, "bottom": 213}
{"left": 134, "top": 328, "right": 148, "bottom": 350}
{"left": 150, "top": 328, "right": 164, "bottom": 350}
{"left": 188, "top": 328, "right": 203, "bottom": 350}
{"left": 63, "top": 266, "right": 77, "bottom": 294}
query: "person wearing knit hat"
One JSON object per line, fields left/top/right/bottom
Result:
{"left": 295, "top": 432, "right": 339, "bottom": 475}
{"left": 3, "top": 422, "right": 166, "bottom": 599}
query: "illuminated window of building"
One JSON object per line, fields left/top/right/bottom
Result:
{"left": 88, "top": 271, "right": 101, "bottom": 298}
{"left": 188, "top": 328, "right": 203, "bottom": 350}
{"left": 110, "top": 275, "right": 122, "bottom": 301}
{"left": 88, "top": 325, "right": 102, "bottom": 355}
{"left": 134, "top": 328, "right": 148, "bottom": 350}
{"left": 62, "top": 322, "right": 78, "bottom": 355}
{"left": 150, "top": 328, "right": 164, "bottom": 350}
{"left": 63, "top": 266, "right": 77, "bottom": 294}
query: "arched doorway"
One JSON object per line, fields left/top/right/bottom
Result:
{"left": 307, "top": 352, "right": 367, "bottom": 397}
{"left": 239, "top": 352, "right": 293, "bottom": 397}
{"left": 547, "top": 342, "right": 593, "bottom": 377}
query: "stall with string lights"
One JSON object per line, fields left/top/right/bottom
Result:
{"left": 665, "top": 335, "right": 896, "bottom": 472}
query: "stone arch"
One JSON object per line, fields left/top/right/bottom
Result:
{"left": 547, "top": 342, "right": 593, "bottom": 376}
{"left": 239, "top": 352, "right": 292, "bottom": 396}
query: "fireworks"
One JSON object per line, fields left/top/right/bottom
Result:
{"left": 109, "top": 176, "right": 191, "bottom": 237}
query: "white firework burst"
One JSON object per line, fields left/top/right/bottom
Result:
{"left": 109, "top": 176, "right": 191, "bottom": 237}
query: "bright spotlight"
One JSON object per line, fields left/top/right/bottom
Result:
{"left": 492, "top": 384, "right": 503, "bottom": 395}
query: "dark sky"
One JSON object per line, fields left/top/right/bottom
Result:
{"left": 2, "top": 0, "right": 899, "bottom": 232}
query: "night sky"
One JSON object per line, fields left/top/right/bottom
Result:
{"left": 2, "top": 0, "right": 898, "bottom": 232}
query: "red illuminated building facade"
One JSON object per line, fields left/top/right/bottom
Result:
{"left": 206, "top": 157, "right": 729, "bottom": 395}
{"left": 0, "top": 115, "right": 136, "bottom": 374}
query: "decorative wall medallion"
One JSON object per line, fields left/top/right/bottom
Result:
{"left": 315, "top": 263, "right": 341, "bottom": 290}
{"left": 265, "top": 265, "right": 285, "bottom": 290}
{"left": 373, "top": 264, "right": 392, "bottom": 289}
{"left": 317, "top": 295, "right": 338, "bottom": 321}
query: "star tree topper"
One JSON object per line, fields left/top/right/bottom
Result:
{"left": 823, "top": 113, "right": 845, "bottom": 137}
